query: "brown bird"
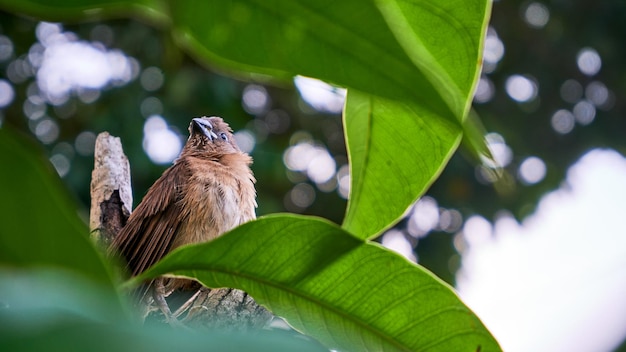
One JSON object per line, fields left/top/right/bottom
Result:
{"left": 111, "top": 116, "right": 256, "bottom": 321}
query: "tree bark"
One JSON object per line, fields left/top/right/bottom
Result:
{"left": 89, "top": 132, "right": 132, "bottom": 248}
{"left": 89, "top": 132, "right": 272, "bottom": 330}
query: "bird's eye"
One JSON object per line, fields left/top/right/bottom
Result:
{"left": 220, "top": 132, "right": 228, "bottom": 141}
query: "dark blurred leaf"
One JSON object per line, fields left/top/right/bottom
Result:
{"left": 342, "top": 91, "right": 461, "bottom": 238}
{"left": 0, "top": 0, "right": 167, "bottom": 23}
{"left": 0, "top": 268, "right": 128, "bottom": 323}
{"left": 0, "top": 128, "right": 116, "bottom": 287}
{"left": 0, "top": 269, "right": 329, "bottom": 352}
{"left": 135, "top": 214, "right": 500, "bottom": 352}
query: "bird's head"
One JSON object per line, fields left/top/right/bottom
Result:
{"left": 184, "top": 116, "right": 241, "bottom": 156}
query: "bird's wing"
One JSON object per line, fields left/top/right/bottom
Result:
{"left": 111, "top": 161, "right": 190, "bottom": 277}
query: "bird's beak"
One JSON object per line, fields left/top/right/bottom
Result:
{"left": 191, "top": 118, "right": 218, "bottom": 141}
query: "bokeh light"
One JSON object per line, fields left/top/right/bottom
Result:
{"left": 75, "top": 131, "right": 96, "bottom": 156}
{"left": 263, "top": 109, "right": 291, "bottom": 134}
{"left": 485, "top": 132, "right": 513, "bottom": 168}
{"left": 438, "top": 209, "right": 463, "bottom": 233}
{"left": 462, "top": 215, "right": 493, "bottom": 247}
{"left": 336, "top": 164, "right": 350, "bottom": 199}
{"left": 0, "top": 35, "right": 13, "bottom": 61}
{"left": 7, "top": 56, "right": 33, "bottom": 84}
{"left": 505, "top": 74, "right": 537, "bottom": 102}
{"left": 518, "top": 156, "right": 547, "bottom": 185}
{"left": 285, "top": 182, "right": 316, "bottom": 211}
{"left": 233, "top": 129, "right": 256, "bottom": 154}
{"left": 34, "top": 22, "right": 137, "bottom": 105}
{"left": 294, "top": 76, "right": 346, "bottom": 114}
{"left": 573, "top": 100, "right": 596, "bottom": 125}
{"left": 140, "top": 96, "right": 163, "bottom": 117}
{"left": 34, "top": 118, "right": 59, "bottom": 144}
{"left": 551, "top": 109, "right": 575, "bottom": 134}
{"left": 585, "top": 81, "right": 610, "bottom": 108}
{"left": 140, "top": 66, "right": 164, "bottom": 92}
{"left": 0, "top": 79, "right": 15, "bottom": 108}
{"left": 382, "top": 229, "right": 416, "bottom": 262}
{"left": 283, "top": 139, "right": 337, "bottom": 186}
{"left": 242, "top": 84, "right": 270, "bottom": 115}
{"left": 90, "top": 24, "right": 114, "bottom": 46}
{"left": 473, "top": 76, "right": 495, "bottom": 103}
{"left": 407, "top": 196, "right": 439, "bottom": 238}
{"left": 523, "top": 2, "right": 550, "bottom": 29}
{"left": 142, "top": 115, "right": 183, "bottom": 164}
{"left": 576, "top": 47, "right": 602, "bottom": 76}
{"left": 49, "top": 153, "right": 70, "bottom": 177}
{"left": 77, "top": 88, "right": 100, "bottom": 104}
{"left": 560, "top": 79, "right": 583, "bottom": 104}
{"left": 482, "top": 27, "right": 505, "bottom": 73}
{"left": 23, "top": 95, "right": 46, "bottom": 120}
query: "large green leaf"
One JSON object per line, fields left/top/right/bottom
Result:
{"left": 0, "top": 0, "right": 454, "bottom": 118}
{"left": 134, "top": 214, "right": 500, "bottom": 352}
{"left": 169, "top": 0, "right": 452, "bottom": 118}
{"left": 376, "top": 0, "right": 490, "bottom": 118}
{"left": 0, "top": 128, "right": 116, "bottom": 287}
{"left": 0, "top": 269, "right": 328, "bottom": 352}
{"left": 340, "top": 0, "right": 490, "bottom": 237}
{"left": 342, "top": 92, "right": 461, "bottom": 238}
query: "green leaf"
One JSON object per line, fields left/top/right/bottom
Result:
{"left": 340, "top": 0, "right": 491, "bottom": 237}
{"left": 0, "top": 1, "right": 488, "bottom": 121}
{"left": 342, "top": 91, "right": 462, "bottom": 238}
{"left": 135, "top": 214, "right": 500, "bottom": 352}
{"left": 0, "top": 128, "right": 116, "bottom": 287}
{"left": 0, "top": 269, "right": 328, "bottom": 352}
{"left": 0, "top": 0, "right": 168, "bottom": 23}
{"left": 461, "top": 109, "right": 496, "bottom": 166}
{"left": 0, "top": 268, "right": 128, "bottom": 324}
{"left": 168, "top": 0, "right": 452, "bottom": 118}
{"left": 375, "top": 0, "right": 491, "bottom": 119}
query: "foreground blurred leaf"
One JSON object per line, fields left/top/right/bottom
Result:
{"left": 135, "top": 214, "right": 500, "bottom": 351}
{"left": 0, "top": 269, "right": 328, "bottom": 352}
{"left": 0, "top": 268, "right": 127, "bottom": 323}
{"left": 0, "top": 0, "right": 167, "bottom": 22}
{"left": 0, "top": 128, "right": 115, "bottom": 287}
{"left": 342, "top": 91, "right": 462, "bottom": 238}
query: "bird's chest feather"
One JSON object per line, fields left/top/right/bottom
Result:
{"left": 172, "top": 159, "right": 255, "bottom": 248}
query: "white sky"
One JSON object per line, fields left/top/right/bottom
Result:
{"left": 457, "top": 149, "right": 626, "bottom": 352}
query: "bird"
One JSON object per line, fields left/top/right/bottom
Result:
{"left": 110, "top": 116, "right": 256, "bottom": 323}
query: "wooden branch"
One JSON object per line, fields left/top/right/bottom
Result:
{"left": 89, "top": 132, "right": 132, "bottom": 248}
{"left": 89, "top": 132, "right": 272, "bottom": 330}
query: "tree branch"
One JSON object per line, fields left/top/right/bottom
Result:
{"left": 89, "top": 132, "right": 132, "bottom": 247}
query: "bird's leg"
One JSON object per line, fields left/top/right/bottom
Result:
{"left": 153, "top": 278, "right": 183, "bottom": 327}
